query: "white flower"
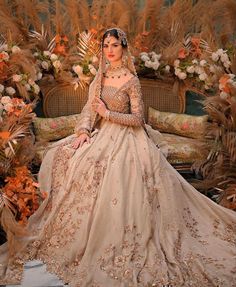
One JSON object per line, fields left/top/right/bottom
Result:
{"left": 192, "top": 59, "right": 198, "bottom": 64}
{"left": 186, "top": 66, "right": 195, "bottom": 73}
{"left": 199, "top": 73, "right": 208, "bottom": 81}
{"left": 200, "top": 60, "right": 207, "bottom": 66}
{"left": 28, "top": 78, "right": 35, "bottom": 86}
{"left": 209, "top": 65, "right": 216, "bottom": 73}
{"left": 0, "top": 84, "right": 4, "bottom": 93}
{"left": 204, "top": 84, "right": 210, "bottom": 90}
{"left": 195, "top": 66, "right": 204, "bottom": 75}
{"left": 0, "top": 51, "right": 9, "bottom": 61}
{"left": 165, "top": 65, "right": 170, "bottom": 72}
{"left": 37, "top": 72, "right": 43, "bottom": 80}
{"left": 50, "top": 53, "right": 58, "bottom": 61}
{"left": 144, "top": 61, "right": 153, "bottom": 68}
{"left": 232, "top": 81, "right": 236, "bottom": 88}
{"left": 211, "top": 52, "right": 219, "bottom": 62}
{"left": 33, "top": 84, "right": 40, "bottom": 94}
{"left": 151, "top": 62, "right": 160, "bottom": 71}
{"left": 216, "top": 48, "right": 224, "bottom": 56}
{"left": 33, "top": 52, "right": 39, "bottom": 57}
{"left": 92, "top": 56, "right": 98, "bottom": 63}
{"left": 220, "top": 91, "right": 228, "bottom": 99}
{"left": 174, "top": 59, "right": 180, "bottom": 67}
{"left": 41, "top": 61, "right": 49, "bottom": 70}
{"left": 178, "top": 72, "right": 187, "bottom": 80}
{"left": 140, "top": 52, "right": 148, "bottom": 57}
{"left": 11, "top": 45, "right": 21, "bottom": 53}
{"left": 0, "top": 44, "right": 8, "bottom": 52}
{"left": 140, "top": 55, "right": 150, "bottom": 62}
{"left": 73, "top": 64, "right": 83, "bottom": 75}
{"left": 53, "top": 60, "right": 62, "bottom": 70}
{"left": 4, "top": 103, "right": 13, "bottom": 111}
{"left": 43, "top": 50, "right": 51, "bottom": 57}
{"left": 1, "top": 96, "right": 11, "bottom": 104}
{"left": 220, "top": 53, "right": 229, "bottom": 63}
{"left": 90, "top": 67, "right": 97, "bottom": 75}
{"left": 223, "top": 61, "right": 231, "bottom": 69}
{"left": 12, "top": 74, "right": 22, "bottom": 82}
{"left": 174, "top": 68, "right": 181, "bottom": 76}
{"left": 25, "top": 83, "right": 31, "bottom": 91}
{"left": 5, "top": 87, "right": 16, "bottom": 95}
{"left": 228, "top": 74, "right": 235, "bottom": 79}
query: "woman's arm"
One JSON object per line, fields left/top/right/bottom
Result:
{"left": 108, "top": 77, "right": 145, "bottom": 127}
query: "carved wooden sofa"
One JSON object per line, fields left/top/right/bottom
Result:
{"left": 33, "top": 78, "right": 212, "bottom": 172}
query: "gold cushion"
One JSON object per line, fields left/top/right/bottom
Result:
{"left": 33, "top": 114, "right": 80, "bottom": 142}
{"left": 162, "top": 133, "right": 211, "bottom": 164}
{"left": 148, "top": 107, "right": 208, "bottom": 139}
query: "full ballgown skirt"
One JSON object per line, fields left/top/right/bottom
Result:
{"left": 0, "top": 77, "right": 235, "bottom": 287}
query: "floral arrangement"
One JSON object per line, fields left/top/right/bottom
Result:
{"left": 172, "top": 38, "right": 233, "bottom": 92}
{"left": 136, "top": 51, "right": 170, "bottom": 79}
{"left": 29, "top": 29, "right": 100, "bottom": 90}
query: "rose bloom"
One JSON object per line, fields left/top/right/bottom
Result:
{"left": 0, "top": 84, "right": 4, "bottom": 93}
{"left": 140, "top": 54, "right": 150, "bottom": 62}
{"left": 37, "top": 72, "right": 43, "bottom": 80}
{"left": 211, "top": 52, "right": 219, "bottom": 62}
{"left": 33, "top": 84, "right": 40, "bottom": 94}
{"left": 92, "top": 56, "right": 98, "bottom": 63}
{"left": 25, "top": 83, "right": 31, "bottom": 91}
{"left": 41, "top": 61, "right": 49, "bottom": 70}
{"left": 165, "top": 65, "right": 170, "bottom": 72}
{"left": 186, "top": 66, "right": 195, "bottom": 73}
{"left": 199, "top": 73, "right": 208, "bottom": 81}
{"left": 0, "top": 51, "right": 9, "bottom": 61}
{"left": 12, "top": 74, "right": 22, "bottom": 82}
{"left": 4, "top": 103, "right": 14, "bottom": 112}
{"left": 43, "top": 50, "right": 51, "bottom": 57}
{"left": 73, "top": 65, "right": 83, "bottom": 75}
{"left": 11, "top": 45, "right": 21, "bottom": 53}
{"left": 5, "top": 87, "right": 16, "bottom": 96}
{"left": 178, "top": 72, "right": 187, "bottom": 80}
{"left": 53, "top": 60, "right": 62, "bottom": 70}
{"left": 200, "top": 60, "right": 207, "bottom": 66}
{"left": 174, "top": 59, "right": 180, "bottom": 67}
{"left": 1, "top": 96, "right": 11, "bottom": 104}
{"left": 50, "top": 53, "right": 58, "bottom": 61}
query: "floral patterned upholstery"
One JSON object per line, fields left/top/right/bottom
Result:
{"left": 162, "top": 133, "right": 211, "bottom": 164}
{"left": 33, "top": 114, "right": 81, "bottom": 142}
{"left": 148, "top": 107, "right": 208, "bottom": 139}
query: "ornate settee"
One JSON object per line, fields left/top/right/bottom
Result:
{"left": 33, "top": 78, "right": 212, "bottom": 172}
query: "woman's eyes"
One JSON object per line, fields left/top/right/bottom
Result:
{"left": 103, "top": 44, "right": 120, "bottom": 48}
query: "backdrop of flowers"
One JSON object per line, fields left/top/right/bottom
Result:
{"left": 0, "top": 0, "right": 236, "bottom": 235}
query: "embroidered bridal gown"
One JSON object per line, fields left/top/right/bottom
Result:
{"left": 0, "top": 76, "right": 235, "bottom": 287}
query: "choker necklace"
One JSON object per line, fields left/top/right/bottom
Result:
{"left": 103, "top": 66, "right": 127, "bottom": 79}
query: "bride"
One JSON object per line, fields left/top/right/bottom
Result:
{"left": 0, "top": 27, "right": 235, "bottom": 287}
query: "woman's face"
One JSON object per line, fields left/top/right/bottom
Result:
{"left": 103, "top": 36, "right": 123, "bottom": 64}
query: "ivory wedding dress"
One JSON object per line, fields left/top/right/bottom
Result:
{"left": 0, "top": 75, "right": 235, "bottom": 287}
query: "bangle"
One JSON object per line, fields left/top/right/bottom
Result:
{"left": 104, "top": 110, "right": 110, "bottom": 121}
{"left": 76, "top": 128, "right": 90, "bottom": 137}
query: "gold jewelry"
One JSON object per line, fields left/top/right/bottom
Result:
{"left": 76, "top": 128, "right": 90, "bottom": 137}
{"left": 103, "top": 66, "right": 128, "bottom": 79}
{"left": 104, "top": 110, "right": 110, "bottom": 120}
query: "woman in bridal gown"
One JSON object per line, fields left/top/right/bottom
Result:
{"left": 0, "top": 27, "right": 235, "bottom": 287}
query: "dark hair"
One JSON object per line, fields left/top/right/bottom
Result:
{"left": 102, "top": 29, "right": 127, "bottom": 48}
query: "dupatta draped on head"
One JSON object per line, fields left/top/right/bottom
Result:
{"left": 74, "top": 27, "right": 138, "bottom": 134}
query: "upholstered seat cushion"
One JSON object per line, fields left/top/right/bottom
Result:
{"left": 162, "top": 133, "right": 211, "bottom": 164}
{"left": 34, "top": 132, "right": 212, "bottom": 166}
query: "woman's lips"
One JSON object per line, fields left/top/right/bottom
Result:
{"left": 108, "top": 55, "right": 114, "bottom": 58}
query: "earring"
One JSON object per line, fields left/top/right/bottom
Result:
{"left": 122, "top": 53, "right": 128, "bottom": 66}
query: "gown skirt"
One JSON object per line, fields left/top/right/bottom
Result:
{"left": 0, "top": 118, "right": 235, "bottom": 287}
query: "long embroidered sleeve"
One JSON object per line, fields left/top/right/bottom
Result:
{"left": 107, "top": 77, "right": 145, "bottom": 127}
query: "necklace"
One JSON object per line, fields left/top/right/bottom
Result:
{"left": 103, "top": 66, "right": 127, "bottom": 79}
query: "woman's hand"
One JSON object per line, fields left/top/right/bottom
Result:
{"left": 92, "top": 97, "right": 107, "bottom": 117}
{"left": 71, "top": 133, "right": 90, "bottom": 149}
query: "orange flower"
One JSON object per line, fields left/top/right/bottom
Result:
{"left": 0, "top": 131, "right": 11, "bottom": 139}
{"left": 219, "top": 74, "right": 230, "bottom": 86}
{"left": 178, "top": 48, "right": 188, "bottom": 59}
